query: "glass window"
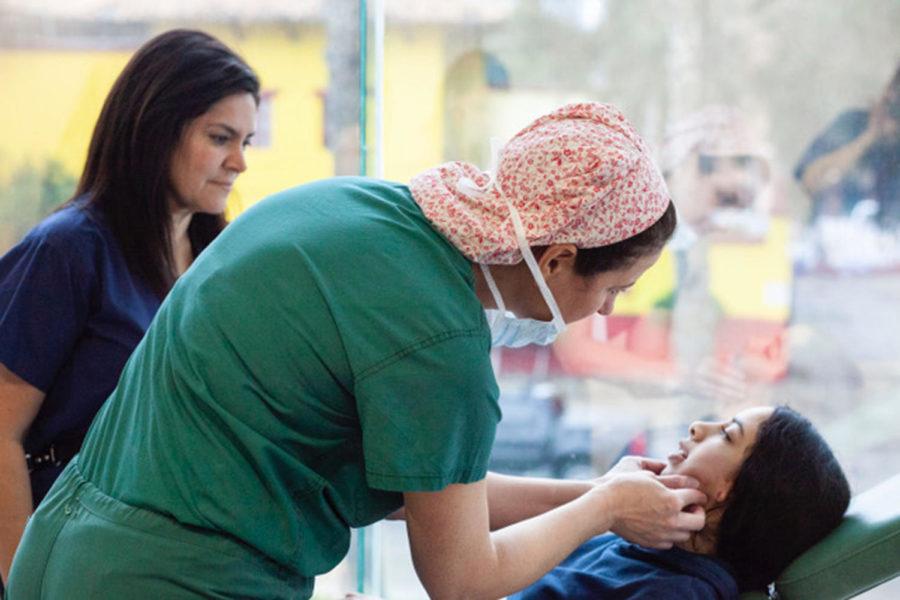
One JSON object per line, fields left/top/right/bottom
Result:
{"left": 364, "top": 1, "right": 900, "bottom": 597}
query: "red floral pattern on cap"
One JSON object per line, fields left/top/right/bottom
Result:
{"left": 409, "top": 102, "right": 671, "bottom": 264}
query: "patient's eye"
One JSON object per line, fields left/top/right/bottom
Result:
{"left": 720, "top": 426, "right": 732, "bottom": 442}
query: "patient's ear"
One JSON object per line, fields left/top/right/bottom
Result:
{"left": 712, "top": 479, "right": 734, "bottom": 505}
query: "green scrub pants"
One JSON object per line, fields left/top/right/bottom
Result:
{"left": 6, "top": 460, "right": 312, "bottom": 599}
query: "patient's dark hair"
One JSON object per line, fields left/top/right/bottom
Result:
{"left": 716, "top": 406, "right": 851, "bottom": 592}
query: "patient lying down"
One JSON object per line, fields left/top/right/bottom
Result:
{"left": 510, "top": 405, "right": 850, "bottom": 599}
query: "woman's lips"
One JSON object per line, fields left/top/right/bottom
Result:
{"left": 667, "top": 452, "right": 685, "bottom": 465}
{"left": 668, "top": 441, "right": 689, "bottom": 464}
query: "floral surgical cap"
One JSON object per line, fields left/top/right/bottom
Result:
{"left": 409, "top": 102, "right": 672, "bottom": 264}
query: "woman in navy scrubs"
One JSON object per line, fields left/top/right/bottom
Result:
{"left": 0, "top": 29, "right": 259, "bottom": 583}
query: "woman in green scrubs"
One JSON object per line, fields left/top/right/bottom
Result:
{"left": 7, "top": 103, "right": 707, "bottom": 599}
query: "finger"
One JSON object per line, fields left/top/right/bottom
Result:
{"left": 683, "top": 503, "right": 706, "bottom": 517}
{"left": 666, "top": 529, "right": 693, "bottom": 543}
{"left": 675, "top": 507, "right": 706, "bottom": 532}
{"left": 673, "top": 487, "right": 708, "bottom": 508}
{"left": 622, "top": 455, "right": 646, "bottom": 468}
{"left": 639, "top": 458, "right": 666, "bottom": 474}
{"left": 649, "top": 541, "right": 674, "bottom": 550}
{"left": 656, "top": 474, "right": 700, "bottom": 490}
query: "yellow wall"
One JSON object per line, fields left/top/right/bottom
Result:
{"left": 216, "top": 26, "right": 333, "bottom": 214}
{"left": 0, "top": 23, "right": 446, "bottom": 219}
{"left": 708, "top": 218, "right": 792, "bottom": 321}
{"left": 380, "top": 25, "right": 445, "bottom": 182}
{"left": 0, "top": 49, "right": 129, "bottom": 181}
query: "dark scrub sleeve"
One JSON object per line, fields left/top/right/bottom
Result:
{"left": 0, "top": 237, "right": 92, "bottom": 392}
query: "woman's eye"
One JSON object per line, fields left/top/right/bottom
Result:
{"left": 242, "top": 139, "right": 253, "bottom": 149}
{"left": 210, "top": 134, "right": 229, "bottom": 145}
{"left": 720, "top": 427, "right": 732, "bottom": 442}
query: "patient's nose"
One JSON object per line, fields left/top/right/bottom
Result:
{"left": 689, "top": 421, "right": 710, "bottom": 440}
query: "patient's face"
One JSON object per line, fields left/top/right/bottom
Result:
{"left": 662, "top": 406, "right": 774, "bottom": 505}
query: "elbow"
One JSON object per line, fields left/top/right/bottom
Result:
{"left": 418, "top": 563, "right": 504, "bottom": 600}
{"left": 425, "top": 587, "right": 500, "bottom": 600}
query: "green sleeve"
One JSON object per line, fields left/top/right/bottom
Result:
{"left": 354, "top": 330, "right": 500, "bottom": 492}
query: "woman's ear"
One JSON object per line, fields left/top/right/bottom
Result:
{"left": 539, "top": 244, "right": 578, "bottom": 277}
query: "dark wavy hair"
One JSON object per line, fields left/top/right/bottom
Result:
{"left": 532, "top": 201, "right": 677, "bottom": 276}
{"left": 716, "top": 406, "right": 851, "bottom": 592}
{"left": 70, "top": 29, "right": 260, "bottom": 296}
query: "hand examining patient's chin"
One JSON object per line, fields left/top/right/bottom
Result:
{"left": 593, "top": 455, "right": 667, "bottom": 485}
{"left": 594, "top": 467, "right": 707, "bottom": 550}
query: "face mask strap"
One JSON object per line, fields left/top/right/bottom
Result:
{"left": 501, "top": 198, "right": 566, "bottom": 333}
{"left": 458, "top": 136, "right": 565, "bottom": 335}
{"left": 479, "top": 264, "right": 507, "bottom": 315}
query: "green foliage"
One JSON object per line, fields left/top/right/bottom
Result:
{"left": 0, "top": 159, "right": 77, "bottom": 242}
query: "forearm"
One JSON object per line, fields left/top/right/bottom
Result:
{"left": 0, "top": 441, "right": 33, "bottom": 584}
{"left": 485, "top": 488, "right": 614, "bottom": 597}
{"left": 485, "top": 471, "right": 592, "bottom": 530}
{"left": 408, "top": 485, "right": 612, "bottom": 600}
{"left": 406, "top": 468, "right": 705, "bottom": 600}
{"left": 801, "top": 128, "right": 878, "bottom": 195}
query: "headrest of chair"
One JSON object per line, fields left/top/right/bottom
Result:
{"left": 772, "top": 472, "right": 900, "bottom": 599}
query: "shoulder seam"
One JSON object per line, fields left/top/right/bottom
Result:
{"left": 34, "top": 207, "right": 105, "bottom": 253}
{"left": 356, "top": 327, "right": 487, "bottom": 382}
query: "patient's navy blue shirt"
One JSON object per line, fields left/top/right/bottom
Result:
{"left": 510, "top": 533, "right": 738, "bottom": 600}
{"left": 0, "top": 200, "right": 160, "bottom": 504}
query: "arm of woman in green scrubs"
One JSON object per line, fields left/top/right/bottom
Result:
{"left": 404, "top": 470, "right": 706, "bottom": 600}
{"left": 482, "top": 456, "right": 671, "bottom": 530}
{"left": 0, "top": 363, "right": 44, "bottom": 584}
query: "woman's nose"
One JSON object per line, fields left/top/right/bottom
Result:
{"left": 596, "top": 295, "right": 616, "bottom": 316}
{"left": 227, "top": 147, "right": 248, "bottom": 173}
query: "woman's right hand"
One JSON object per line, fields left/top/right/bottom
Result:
{"left": 595, "top": 470, "right": 707, "bottom": 549}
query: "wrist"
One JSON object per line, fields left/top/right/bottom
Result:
{"left": 563, "top": 478, "right": 594, "bottom": 501}
{"left": 586, "top": 480, "right": 620, "bottom": 536}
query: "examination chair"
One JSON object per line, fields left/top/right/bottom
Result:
{"left": 740, "top": 472, "right": 900, "bottom": 600}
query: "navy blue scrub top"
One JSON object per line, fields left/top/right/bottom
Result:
{"left": 510, "top": 533, "right": 739, "bottom": 600}
{"left": 0, "top": 199, "right": 160, "bottom": 504}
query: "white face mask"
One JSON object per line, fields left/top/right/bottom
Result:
{"left": 480, "top": 203, "right": 566, "bottom": 348}
{"left": 482, "top": 270, "right": 563, "bottom": 347}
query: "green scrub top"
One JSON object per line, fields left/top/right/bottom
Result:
{"left": 77, "top": 178, "right": 501, "bottom": 581}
